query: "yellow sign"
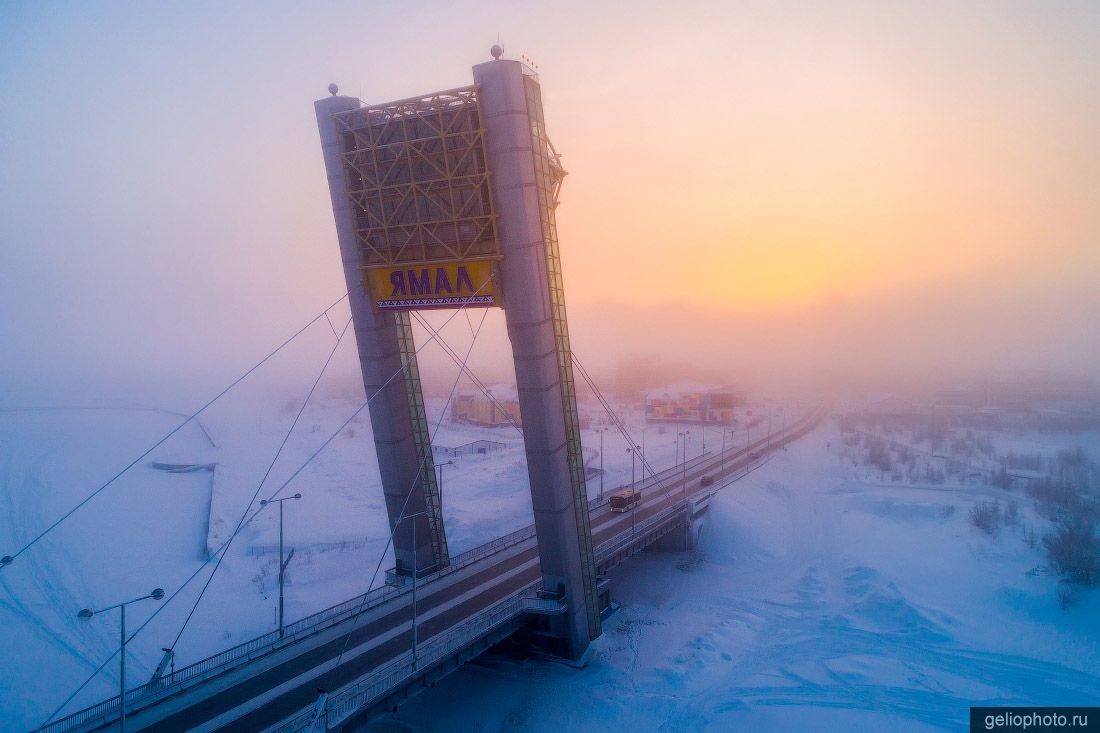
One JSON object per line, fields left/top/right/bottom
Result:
{"left": 366, "top": 260, "right": 498, "bottom": 311}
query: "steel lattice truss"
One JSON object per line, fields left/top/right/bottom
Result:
{"left": 334, "top": 86, "right": 500, "bottom": 268}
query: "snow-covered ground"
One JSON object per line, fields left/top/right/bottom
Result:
{"left": 4, "top": 404, "right": 1096, "bottom": 732}
{"left": 0, "top": 393, "right": 730, "bottom": 731}
{"left": 368, "top": 420, "right": 1100, "bottom": 732}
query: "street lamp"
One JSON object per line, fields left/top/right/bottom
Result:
{"left": 721, "top": 427, "right": 728, "bottom": 474}
{"left": 678, "top": 431, "right": 691, "bottom": 499}
{"left": 626, "top": 447, "right": 637, "bottom": 534}
{"left": 78, "top": 588, "right": 165, "bottom": 733}
{"left": 434, "top": 460, "right": 453, "bottom": 515}
{"left": 768, "top": 408, "right": 774, "bottom": 452}
{"left": 640, "top": 426, "right": 650, "bottom": 479}
{"left": 260, "top": 493, "right": 302, "bottom": 638}
{"left": 596, "top": 427, "right": 609, "bottom": 500}
{"left": 393, "top": 510, "right": 429, "bottom": 670}
{"left": 779, "top": 406, "right": 787, "bottom": 449}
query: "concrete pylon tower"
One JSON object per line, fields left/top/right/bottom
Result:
{"left": 314, "top": 53, "right": 600, "bottom": 658}
{"left": 314, "top": 91, "right": 448, "bottom": 578}
{"left": 473, "top": 58, "right": 601, "bottom": 658}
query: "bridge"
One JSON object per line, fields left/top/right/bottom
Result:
{"left": 36, "top": 409, "right": 821, "bottom": 733}
{"left": 8, "top": 48, "right": 826, "bottom": 733}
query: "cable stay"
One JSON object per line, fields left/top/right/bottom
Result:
{"left": 333, "top": 306, "right": 491, "bottom": 669}
{"left": 410, "top": 311, "right": 524, "bottom": 438}
{"left": 1, "top": 293, "right": 350, "bottom": 571}
{"left": 40, "top": 276, "right": 497, "bottom": 727}
{"left": 169, "top": 315, "right": 352, "bottom": 650}
{"left": 571, "top": 352, "right": 692, "bottom": 504}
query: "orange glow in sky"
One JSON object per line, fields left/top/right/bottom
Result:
{"left": 2, "top": 1, "right": 1097, "bottom": 391}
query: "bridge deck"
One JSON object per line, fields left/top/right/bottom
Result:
{"left": 41, "top": 411, "right": 822, "bottom": 733}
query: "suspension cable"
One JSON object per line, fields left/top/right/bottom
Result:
{"left": 334, "top": 306, "right": 490, "bottom": 668}
{"left": 410, "top": 311, "right": 523, "bottom": 437}
{"left": 170, "top": 315, "right": 352, "bottom": 649}
{"left": 570, "top": 352, "right": 682, "bottom": 502}
{"left": 1, "top": 293, "right": 349, "bottom": 570}
{"left": 40, "top": 280, "right": 495, "bottom": 727}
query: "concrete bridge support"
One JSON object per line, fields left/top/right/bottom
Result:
{"left": 315, "top": 94, "right": 448, "bottom": 577}
{"left": 648, "top": 495, "right": 712, "bottom": 552}
{"left": 473, "top": 58, "right": 601, "bottom": 659}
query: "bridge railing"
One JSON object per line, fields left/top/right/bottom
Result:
{"left": 593, "top": 500, "right": 686, "bottom": 562}
{"left": 40, "top": 411, "right": 822, "bottom": 733}
{"left": 443, "top": 523, "right": 536, "bottom": 570}
{"left": 268, "top": 584, "right": 548, "bottom": 733}
{"left": 36, "top": 522, "right": 543, "bottom": 733}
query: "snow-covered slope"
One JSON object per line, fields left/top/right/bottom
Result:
{"left": 0, "top": 396, "right": 694, "bottom": 731}
{"left": 5, "top": 406, "right": 1096, "bottom": 732}
{"left": 371, "top": 422, "right": 1100, "bottom": 732}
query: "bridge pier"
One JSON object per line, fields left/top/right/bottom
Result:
{"left": 647, "top": 514, "right": 704, "bottom": 552}
{"left": 648, "top": 496, "right": 711, "bottom": 552}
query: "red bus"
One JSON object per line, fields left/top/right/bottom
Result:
{"left": 609, "top": 488, "right": 641, "bottom": 513}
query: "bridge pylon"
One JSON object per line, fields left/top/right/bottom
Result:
{"left": 315, "top": 94, "right": 448, "bottom": 577}
{"left": 314, "top": 51, "right": 600, "bottom": 657}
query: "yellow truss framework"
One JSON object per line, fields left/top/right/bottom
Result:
{"left": 333, "top": 85, "right": 501, "bottom": 269}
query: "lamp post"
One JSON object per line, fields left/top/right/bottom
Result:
{"left": 627, "top": 447, "right": 637, "bottom": 534}
{"left": 393, "top": 510, "right": 429, "bottom": 670}
{"left": 746, "top": 410, "right": 753, "bottom": 452}
{"left": 678, "top": 431, "right": 691, "bottom": 499}
{"left": 780, "top": 406, "right": 787, "bottom": 449}
{"left": 768, "top": 408, "right": 773, "bottom": 453}
{"left": 260, "top": 493, "right": 301, "bottom": 638}
{"left": 721, "top": 428, "right": 727, "bottom": 474}
{"left": 434, "top": 460, "right": 453, "bottom": 515}
{"left": 641, "top": 426, "right": 650, "bottom": 479}
{"left": 597, "top": 428, "right": 608, "bottom": 500}
{"left": 78, "top": 588, "right": 165, "bottom": 733}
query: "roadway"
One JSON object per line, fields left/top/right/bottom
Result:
{"left": 79, "top": 408, "right": 823, "bottom": 732}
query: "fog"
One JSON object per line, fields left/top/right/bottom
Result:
{"left": 2, "top": 1, "right": 1098, "bottom": 409}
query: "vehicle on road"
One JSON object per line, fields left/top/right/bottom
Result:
{"left": 609, "top": 488, "right": 641, "bottom": 513}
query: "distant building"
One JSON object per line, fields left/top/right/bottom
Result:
{"left": 451, "top": 387, "right": 522, "bottom": 428}
{"left": 645, "top": 388, "right": 742, "bottom": 425}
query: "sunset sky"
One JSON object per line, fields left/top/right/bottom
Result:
{"left": 2, "top": 1, "right": 1097, "bottom": 400}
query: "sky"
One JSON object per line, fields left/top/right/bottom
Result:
{"left": 2, "top": 0, "right": 1098, "bottom": 405}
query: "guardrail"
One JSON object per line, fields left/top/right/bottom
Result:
{"left": 270, "top": 412, "right": 824, "bottom": 731}
{"left": 268, "top": 585, "right": 550, "bottom": 733}
{"left": 593, "top": 498, "right": 686, "bottom": 561}
{"left": 36, "top": 525, "right": 540, "bottom": 733}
